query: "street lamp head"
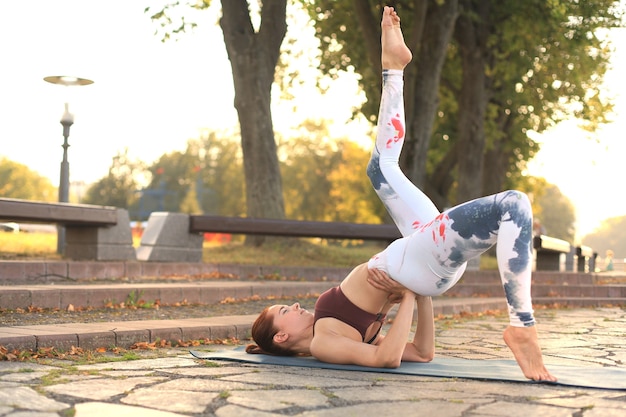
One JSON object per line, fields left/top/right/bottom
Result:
{"left": 61, "top": 103, "right": 74, "bottom": 125}
{"left": 43, "top": 75, "right": 94, "bottom": 87}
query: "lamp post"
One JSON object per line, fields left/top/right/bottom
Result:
{"left": 43, "top": 75, "right": 94, "bottom": 254}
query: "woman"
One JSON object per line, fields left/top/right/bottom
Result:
{"left": 246, "top": 6, "right": 556, "bottom": 382}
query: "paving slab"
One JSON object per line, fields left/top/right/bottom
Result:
{"left": 0, "top": 308, "right": 624, "bottom": 417}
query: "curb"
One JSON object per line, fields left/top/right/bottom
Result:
{"left": 0, "top": 298, "right": 508, "bottom": 351}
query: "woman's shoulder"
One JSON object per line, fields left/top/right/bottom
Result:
{"left": 312, "top": 318, "right": 362, "bottom": 349}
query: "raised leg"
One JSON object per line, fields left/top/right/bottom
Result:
{"left": 367, "top": 6, "right": 439, "bottom": 237}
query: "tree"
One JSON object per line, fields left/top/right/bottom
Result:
{"left": 138, "top": 132, "right": 246, "bottom": 220}
{"left": 306, "top": 0, "right": 622, "bottom": 208}
{"left": 278, "top": 123, "right": 339, "bottom": 221}
{"left": 476, "top": 0, "right": 620, "bottom": 197}
{"left": 278, "top": 126, "right": 385, "bottom": 225}
{"left": 144, "top": 150, "right": 199, "bottom": 215}
{"left": 190, "top": 131, "right": 246, "bottom": 217}
{"left": 0, "top": 158, "right": 56, "bottom": 201}
{"left": 82, "top": 149, "right": 146, "bottom": 211}
{"left": 306, "top": 0, "right": 459, "bottom": 198}
{"left": 327, "top": 139, "right": 385, "bottom": 224}
{"left": 147, "top": 0, "right": 288, "bottom": 246}
{"left": 438, "top": 0, "right": 621, "bottom": 203}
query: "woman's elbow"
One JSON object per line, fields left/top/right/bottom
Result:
{"left": 420, "top": 352, "right": 435, "bottom": 363}
{"left": 381, "top": 357, "right": 403, "bottom": 368}
{"left": 417, "top": 347, "right": 435, "bottom": 362}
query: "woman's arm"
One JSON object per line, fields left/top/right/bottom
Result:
{"left": 401, "top": 295, "right": 435, "bottom": 362}
{"left": 367, "top": 268, "right": 435, "bottom": 362}
{"left": 310, "top": 290, "right": 416, "bottom": 368}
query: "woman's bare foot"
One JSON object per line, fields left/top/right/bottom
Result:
{"left": 381, "top": 6, "right": 412, "bottom": 70}
{"left": 503, "top": 325, "right": 557, "bottom": 382}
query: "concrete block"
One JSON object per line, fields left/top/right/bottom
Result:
{"left": 31, "top": 289, "right": 62, "bottom": 309}
{"left": 149, "top": 327, "right": 183, "bottom": 344}
{"left": 65, "top": 209, "right": 136, "bottom": 261}
{"left": 78, "top": 332, "right": 116, "bottom": 350}
{"left": 0, "top": 290, "right": 31, "bottom": 309}
{"left": 0, "top": 261, "right": 48, "bottom": 284}
{"left": 181, "top": 325, "right": 211, "bottom": 341}
{"left": 136, "top": 212, "right": 203, "bottom": 262}
{"left": 113, "top": 329, "right": 150, "bottom": 348}
{"left": 0, "top": 335, "right": 36, "bottom": 351}
{"left": 209, "top": 325, "right": 237, "bottom": 340}
{"left": 36, "top": 334, "right": 79, "bottom": 351}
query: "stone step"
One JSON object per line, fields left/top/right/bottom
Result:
{"left": 445, "top": 283, "right": 626, "bottom": 298}
{"left": 0, "top": 281, "right": 337, "bottom": 310}
{"left": 0, "top": 298, "right": 516, "bottom": 351}
{"left": 2, "top": 295, "right": 625, "bottom": 352}
{"left": 2, "top": 260, "right": 620, "bottom": 286}
{"left": 1, "top": 280, "right": 625, "bottom": 312}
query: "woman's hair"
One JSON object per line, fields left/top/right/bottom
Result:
{"left": 245, "top": 306, "right": 298, "bottom": 356}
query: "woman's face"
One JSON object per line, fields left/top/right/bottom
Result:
{"left": 269, "top": 302, "right": 314, "bottom": 338}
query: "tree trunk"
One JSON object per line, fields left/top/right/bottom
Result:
{"left": 401, "top": 0, "right": 459, "bottom": 189}
{"left": 220, "top": 0, "right": 287, "bottom": 245}
{"left": 428, "top": 140, "right": 459, "bottom": 209}
{"left": 454, "top": 0, "right": 491, "bottom": 203}
{"left": 482, "top": 143, "right": 508, "bottom": 194}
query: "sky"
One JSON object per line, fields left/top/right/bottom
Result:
{"left": 0, "top": 0, "right": 624, "bottom": 242}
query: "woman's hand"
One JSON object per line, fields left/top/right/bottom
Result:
{"left": 367, "top": 268, "right": 411, "bottom": 303}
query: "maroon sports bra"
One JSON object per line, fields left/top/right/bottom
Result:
{"left": 314, "top": 286, "right": 386, "bottom": 344}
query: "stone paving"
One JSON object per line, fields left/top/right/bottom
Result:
{"left": 0, "top": 307, "right": 624, "bottom": 417}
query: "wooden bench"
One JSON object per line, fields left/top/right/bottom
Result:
{"left": 136, "top": 212, "right": 402, "bottom": 262}
{"left": 138, "top": 212, "right": 593, "bottom": 272}
{"left": 0, "top": 198, "right": 135, "bottom": 261}
{"left": 0, "top": 198, "right": 118, "bottom": 226}
{"left": 533, "top": 235, "right": 571, "bottom": 271}
{"left": 189, "top": 215, "right": 402, "bottom": 241}
{"left": 575, "top": 245, "right": 596, "bottom": 273}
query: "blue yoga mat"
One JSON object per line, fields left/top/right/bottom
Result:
{"left": 190, "top": 347, "right": 626, "bottom": 390}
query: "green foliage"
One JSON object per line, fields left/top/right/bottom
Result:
{"left": 304, "top": 0, "right": 623, "bottom": 202}
{"left": 326, "top": 140, "right": 386, "bottom": 224}
{"left": 0, "top": 158, "right": 56, "bottom": 201}
{"left": 82, "top": 149, "right": 145, "bottom": 209}
{"left": 142, "top": 132, "right": 246, "bottom": 219}
{"left": 279, "top": 126, "right": 339, "bottom": 221}
{"left": 131, "top": 126, "right": 387, "bottom": 224}
{"left": 278, "top": 123, "right": 386, "bottom": 224}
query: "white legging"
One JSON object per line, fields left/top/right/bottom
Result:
{"left": 367, "top": 69, "right": 535, "bottom": 327}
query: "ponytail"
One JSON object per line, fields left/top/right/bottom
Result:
{"left": 245, "top": 344, "right": 265, "bottom": 354}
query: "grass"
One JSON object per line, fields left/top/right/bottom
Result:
{"left": 203, "top": 239, "right": 384, "bottom": 267}
{"left": 0, "top": 231, "right": 383, "bottom": 267}
{"left": 0, "top": 231, "right": 60, "bottom": 260}
{"left": 0, "top": 230, "right": 498, "bottom": 269}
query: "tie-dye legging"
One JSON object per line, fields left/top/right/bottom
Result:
{"left": 367, "top": 69, "right": 535, "bottom": 327}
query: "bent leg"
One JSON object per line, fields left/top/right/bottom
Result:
{"left": 444, "top": 190, "right": 534, "bottom": 326}
{"left": 442, "top": 190, "right": 556, "bottom": 381}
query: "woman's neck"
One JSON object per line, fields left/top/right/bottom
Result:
{"left": 292, "top": 327, "right": 314, "bottom": 355}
